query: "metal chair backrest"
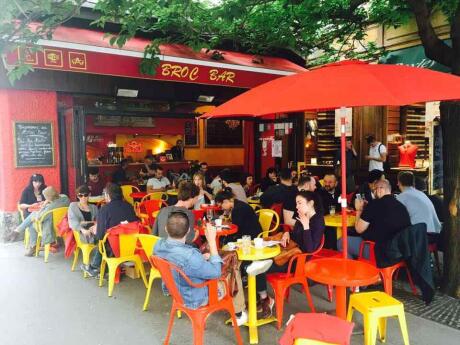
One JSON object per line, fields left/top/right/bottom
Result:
{"left": 141, "top": 192, "right": 168, "bottom": 203}
{"left": 121, "top": 185, "right": 140, "bottom": 206}
{"left": 151, "top": 255, "right": 186, "bottom": 305}
{"left": 290, "top": 235, "right": 325, "bottom": 277}
{"left": 137, "top": 234, "right": 161, "bottom": 257}
{"left": 37, "top": 207, "right": 69, "bottom": 236}
{"left": 256, "top": 208, "right": 280, "bottom": 237}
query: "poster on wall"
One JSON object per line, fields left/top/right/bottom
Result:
{"left": 272, "top": 140, "right": 282, "bottom": 157}
{"left": 205, "top": 119, "right": 243, "bottom": 147}
{"left": 14, "top": 122, "right": 55, "bottom": 167}
{"left": 184, "top": 119, "right": 199, "bottom": 147}
{"left": 334, "top": 107, "right": 353, "bottom": 137}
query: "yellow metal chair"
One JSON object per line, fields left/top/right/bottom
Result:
{"left": 121, "top": 185, "right": 140, "bottom": 206}
{"left": 98, "top": 232, "right": 148, "bottom": 297}
{"left": 137, "top": 234, "right": 162, "bottom": 311}
{"left": 71, "top": 230, "right": 96, "bottom": 278}
{"left": 34, "top": 206, "right": 69, "bottom": 262}
{"left": 256, "top": 208, "right": 280, "bottom": 238}
{"left": 249, "top": 203, "right": 262, "bottom": 211}
{"left": 140, "top": 192, "right": 168, "bottom": 203}
{"left": 17, "top": 204, "right": 30, "bottom": 248}
{"left": 347, "top": 291, "right": 410, "bottom": 345}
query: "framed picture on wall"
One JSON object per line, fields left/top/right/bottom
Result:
{"left": 205, "top": 119, "right": 244, "bottom": 147}
{"left": 184, "top": 118, "right": 199, "bottom": 147}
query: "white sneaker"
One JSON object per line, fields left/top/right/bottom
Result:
{"left": 246, "top": 259, "right": 273, "bottom": 276}
{"left": 236, "top": 311, "right": 248, "bottom": 326}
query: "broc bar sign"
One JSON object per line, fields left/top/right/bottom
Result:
{"left": 7, "top": 46, "right": 280, "bottom": 88}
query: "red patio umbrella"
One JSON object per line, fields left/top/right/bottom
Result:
{"left": 201, "top": 60, "right": 460, "bottom": 258}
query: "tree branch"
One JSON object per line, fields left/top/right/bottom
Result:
{"left": 407, "top": 0, "right": 453, "bottom": 68}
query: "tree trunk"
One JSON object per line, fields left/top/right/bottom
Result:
{"left": 440, "top": 101, "right": 460, "bottom": 298}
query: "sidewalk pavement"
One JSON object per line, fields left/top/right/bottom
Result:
{"left": 1, "top": 241, "right": 459, "bottom": 345}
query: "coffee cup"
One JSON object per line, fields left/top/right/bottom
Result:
{"left": 254, "top": 237, "right": 264, "bottom": 249}
{"left": 210, "top": 200, "right": 215, "bottom": 205}
{"left": 214, "top": 218, "right": 222, "bottom": 227}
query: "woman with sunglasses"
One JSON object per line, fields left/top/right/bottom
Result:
{"left": 68, "top": 185, "right": 99, "bottom": 243}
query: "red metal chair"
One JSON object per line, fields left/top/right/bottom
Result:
{"left": 137, "top": 199, "right": 168, "bottom": 227}
{"left": 270, "top": 202, "right": 283, "bottom": 218}
{"left": 150, "top": 256, "right": 243, "bottom": 345}
{"left": 358, "top": 240, "right": 418, "bottom": 296}
{"left": 266, "top": 236, "right": 325, "bottom": 329}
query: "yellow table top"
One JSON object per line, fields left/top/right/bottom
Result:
{"left": 324, "top": 214, "right": 356, "bottom": 227}
{"left": 166, "top": 189, "right": 178, "bottom": 196}
{"left": 247, "top": 197, "right": 261, "bottom": 204}
{"left": 233, "top": 244, "right": 280, "bottom": 261}
{"left": 88, "top": 196, "right": 105, "bottom": 204}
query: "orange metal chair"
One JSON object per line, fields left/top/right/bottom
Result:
{"left": 266, "top": 236, "right": 325, "bottom": 329}
{"left": 311, "top": 247, "right": 342, "bottom": 302}
{"left": 137, "top": 199, "right": 168, "bottom": 226}
{"left": 151, "top": 255, "right": 243, "bottom": 345}
{"left": 358, "top": 240, "right": 418, "bottom": 296}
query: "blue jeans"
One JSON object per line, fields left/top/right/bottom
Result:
{"left": 337, "top": 236, "right": 369, "bottom": 259}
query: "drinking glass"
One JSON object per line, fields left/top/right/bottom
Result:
{"left": 242, "top": 235, "right": 251, "bottom": 255}
{"left": 206, "top": 209, "right": 214, "bottom": 221}
{"left": 329, "top": 205, "right": 336, "bottom": 216}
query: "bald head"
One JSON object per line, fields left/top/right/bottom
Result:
{"left": 374, "top": 179, "right": 391, "bottom": 199}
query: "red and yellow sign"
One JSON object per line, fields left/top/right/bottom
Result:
{"left": 69, "top": 52, "right": 87, "bottom": 70}
{"left": 124, "top": 140, "right": 143, "bottom": 153}
{"left": 44, "top": 49, "right": 63, "bottom": 67}
{"left": 6, "top": 46, "right": 284, "bottom": 88}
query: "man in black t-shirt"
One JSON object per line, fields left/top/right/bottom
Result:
{"left": 260, "top": 168, "right": 297, "bottom": 223}
{"left": 338, "top": 179, "right": 410, "bottom": 258}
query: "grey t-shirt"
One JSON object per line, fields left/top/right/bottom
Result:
{"left": 152, "top": 206, "right": 196, "bottom": 243}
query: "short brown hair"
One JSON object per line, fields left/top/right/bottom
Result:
{"left": 398, "top": 171, "right": 415, "bottom": 187}
{"left": 76, "top": 185, "right": 90, "bottom": 195}
{"left": 177, "top": 181, "right": 200, "bottom": 201}
{"left": 166, "top": 211, "right": 190, "bottom": 238}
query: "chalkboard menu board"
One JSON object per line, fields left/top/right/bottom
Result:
{"left": 205, "top": 119, "right": 243, "bottom": 147}
{"left": 184, "top": 119, "right": 199, "bottom": 146}
{"left": 14, "top": 122, "right": 54, "bottom": 167}
{"left": 430, "top": 121, "right": 443, "bottom": 194}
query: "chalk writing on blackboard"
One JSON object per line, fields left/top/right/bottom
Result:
{"left": 14, "top": 122, "right": 54, "bottom": 167}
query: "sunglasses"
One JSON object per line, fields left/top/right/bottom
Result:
{"left": 78, "top": 193, "right": 89, "bottom": 197}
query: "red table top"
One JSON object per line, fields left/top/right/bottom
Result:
{"left": 27, "top": 202, "right": 43, "bottom": 213}
{"left": 200, "top": 204, "right": 221, "bottom": 211}
{"left": 305, "top": 257, "right": 380, "bottom": 287}
{"left": 196, "top": 223, "right": 238, "bottom": 237}
{"left": 130, "top": 192, "right": 148, "bottom": 199}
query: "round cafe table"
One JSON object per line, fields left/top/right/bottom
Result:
{"left": 305, "top": 257, "right": 380, "bottom": 319}
{"left": 224, "top": 243, "right": 281, "bottom": 344}
{"left": 196, "top": 223, "right": 238, "bottom": 249}
{"left": 88, "top": 195, "right": 105, "bottom": 205}
{"left": 247, "top": 196, "right": 261, "bottom": 205}
{"left": 130, "top": 192, "right": 147, "bottom": 201}
{"left": 166, "top": 189, "right": 178, "bottom": 197}
{"left": 324, "top": 213, "right": 356, "bottom": 240}
{"left": 200, "top": 203, "right": 221, "bottom": 212}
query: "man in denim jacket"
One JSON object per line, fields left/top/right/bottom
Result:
{"left": 154, "top": 211, "right": 249, "bottom": 325}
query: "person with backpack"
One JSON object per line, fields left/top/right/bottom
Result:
{"left": 365, "top": 134, "right": 388, "bottom": 172}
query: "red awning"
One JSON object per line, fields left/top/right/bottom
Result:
{"left": 7, "top": 25, "right": 306, "bottom": 88}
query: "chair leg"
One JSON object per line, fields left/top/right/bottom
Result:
{"left": 190, "top": 314, "right": 205, "bottom": 345}
{"left": 404, "top": 266, "right": 418, "bottom": 295}
{"left": 228, "top": 308, "right": 243, "bottom": 345}
{"left": 397, "top": 309, "right": 410, "bottom": 345}
{"left": 377, "top": 316, "right": 387, "bottom": 342}
{"left": 24, "top": 229, "right": 29, "bottom": 248}
{"left": 346, "top": 301, "right": 354, "bottom": 322}
{"left": 99, "top": 260, "right": 107, "bottom": 287}
{"left": 71, "top": 248, "right": 80, "bottom": 271}
{"left": 381, "top": 269, "right": 393, "bottom": 296}
{"left": 143, "top": 269, "right": 156, "bottom": 311}
{"left": 163, "top": 307, "right": 177, "bottom": 345}
{"left": 301, "top": 281, "right": 316, "bottom": 313}
{"left": 35, "top": 235, "right": 41, "bottom": 257}
{"left": 327, "top": 285, "right": 334, "bottom": 302}
{"left": 433, "top": 250, "right": 441, "bottom": 276}
{"left": 107, "top": 263, "right": 118, "bottom": 297}
{"left": 368, "top": 315, "right": 378, "bottom": 345}
{"left": 135, "top": 257, "right": 148, "bottom": 288}
{"left": 274, "top": 286, "right": 286, "bottom": 329}
{"left": 44, "top": 244, "right": 50, "bottom": 263}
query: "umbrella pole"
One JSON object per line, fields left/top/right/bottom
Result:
{"left": 340, "top": 114, "right": 348, "bottom": 259}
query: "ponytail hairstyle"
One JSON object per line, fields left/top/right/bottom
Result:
{"left": 214, "top": 187, "right": 235, "bottom": 204}
{"left": 296, "top": 190, "right": 324, "bottom": 215}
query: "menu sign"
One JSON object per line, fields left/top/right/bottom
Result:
{"left": 14, "top": 122, "right": 54, "bottom": 167}
{"left": 430, "top": 121, "right": 443, "bottom": 194}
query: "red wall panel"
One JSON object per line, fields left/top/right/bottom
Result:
{"left": 0, "top": 89, "right": 60, "bottom": 212}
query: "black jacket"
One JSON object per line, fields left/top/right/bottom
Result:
{"left": 375, "top": 223, "right": 435, "bottom": 304}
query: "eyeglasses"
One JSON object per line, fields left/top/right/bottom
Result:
{"left": 78, "top": 193, "right": 89, "bottom": 197}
